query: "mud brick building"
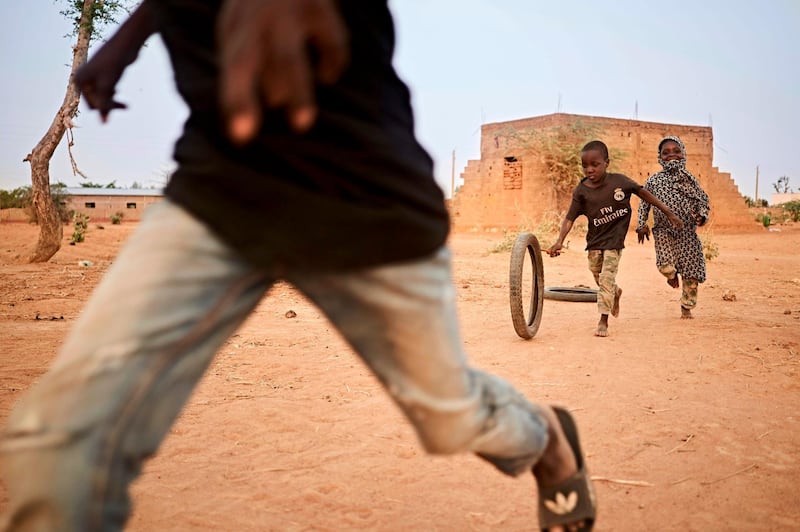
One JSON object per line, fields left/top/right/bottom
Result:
{"left": 63, "top": 187, "right": 164, "bottom": 221}
{"left": 450, "top": 113, "right": 758, "bottom": 232}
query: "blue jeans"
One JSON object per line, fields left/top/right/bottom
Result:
{"left": 1, "top": 201, "right": 549, "bottom": 531}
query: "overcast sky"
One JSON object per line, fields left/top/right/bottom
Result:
{"left": 1, "top": 0, "right": 798, "bottom": 202}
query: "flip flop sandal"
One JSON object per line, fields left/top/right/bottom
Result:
{"left": 537, "top": 406, "right": 597, "bottom": 531}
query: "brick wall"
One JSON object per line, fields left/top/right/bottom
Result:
{"left": 451, "top": 113, "right": 759, "bottom": 233}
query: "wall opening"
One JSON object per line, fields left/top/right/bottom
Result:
{"left": 503, "top": 156, "right": 522, "bottom": 190}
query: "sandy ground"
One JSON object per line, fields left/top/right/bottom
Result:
{"left": 1, "top": 220, "right": 798, "bottom": 531}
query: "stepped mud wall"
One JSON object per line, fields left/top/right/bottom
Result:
{"left": 450, "top": 113, "right": 759, "bottom": 233}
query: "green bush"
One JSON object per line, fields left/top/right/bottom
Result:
{"left": 487, "top": 209, "right": 570, "bottom": 255}
{"left": 782, "top": 200, "right": 800, "bottom": 222}
{"left": 489, "top": 228, "right": 515, "bottom": 254}
{"left": 701, "top": 231, "right": 719, "bottom": 261}
{"left": 498, "top": 121, "right": 626, "bottom": 212}
{"left": 1, "top": 184, "right": 73, "bottom": 223}
{"left": 110, "top": 211, "right": 124, "bottom": 225}
{"left": 71, "top": 212, "right": 90, "bottom": 243}
{"left": 0, "top": 187, "right": 29, "bottom": 208}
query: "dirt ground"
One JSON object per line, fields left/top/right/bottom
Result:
{"left": 1, "top": 220, "right": 798, "bottom": 531}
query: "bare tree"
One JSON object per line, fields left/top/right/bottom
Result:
{"left": 24, "top": 0, "right": 133, "bottom": 262}
{"left": 772, "top": 175, "right": 792, "bottom": 194}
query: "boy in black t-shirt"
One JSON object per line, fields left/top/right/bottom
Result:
{"left": 1, "top": 2, "right": 598, "bottom": 531}
{"left": 547, "top": 140, "right": 682, "bottom": 337}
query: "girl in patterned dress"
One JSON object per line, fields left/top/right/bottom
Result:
{"left": 636, "top": 136, "right": 710, "bottom": 319}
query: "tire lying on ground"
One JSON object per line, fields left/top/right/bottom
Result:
{"left": 543, "top": 286, "right": 598, "bottom": 302}
{"left": 509, "top": 232, "right": 544, "bottom": 340}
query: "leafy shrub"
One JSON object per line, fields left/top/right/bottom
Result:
{"left": 498, "top": 120, "right": 626, "bottom": 212}
{"left": 782, "top": 200, "right": 800, "bottom": 222}
{"left": 487, "top": 207, "right": 570, "bottom": 255}
{"left": 701, "top": 232, "right": 719, "bottom": 261}
{"left": 71, "top": 212, "right": 90, "bottom": 243}
{"left": 8, "top": 184, "right": 74, "bottom": 224}
{"left": 0, "top": 187, "right": 29, "bottom": 209}
{"left": 489, "top": 228, "right": 516, "bottom": 254}
{"left": 110, "top": 211, "right": 124, "bottom": 225}
{"left": 754, "top": 213, "right": 771, "bottom": 227}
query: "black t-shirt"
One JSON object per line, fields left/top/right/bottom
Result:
{"left": 565, "top": 173, "right": 641, "bottom": 250}
{"left": 150, "top": 1, "right": 450, "bottom": 272}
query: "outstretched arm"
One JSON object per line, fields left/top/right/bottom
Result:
{"left": 216, "top": 0, "right": 350, "bottom": 143}
{"left": 546, "top": 218, "right": 574, "bottom": 257}
{"left": 635, "top": 188, "right": 654, "bottom": 244}
{"left": 637, "top": 189, "right": 684, "bottom": 230}
{"left": 74, "top": 0, "right": 158, "bottom": 122}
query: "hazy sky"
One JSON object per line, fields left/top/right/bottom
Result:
{"left": 1, "top": 1, "right": 798, "bottom": 202}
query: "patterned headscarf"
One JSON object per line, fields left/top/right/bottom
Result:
{"left": 658, "top": 136, "right": 689, "bottom": 175}
{"left": 655, "top": 135, "right": 710, "bottom": 221}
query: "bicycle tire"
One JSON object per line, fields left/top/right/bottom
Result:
{"left": 543, "top": 286, "right": 598, "bottom": 302}
{"left": 509, "top": 232, "right": 545, "bottom": 339}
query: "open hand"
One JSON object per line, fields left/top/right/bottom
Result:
{"left": 217, "top": 0, "right": 350, "bottom": 143}
{"left": 669, "top": 214, "right": 685, "bottom": 230}
{"left": 693, "top": 212, "right": 707, "bottom": 227}
{"left": 75, "top": 42, "right": 130, "bottom": 122}
{"left": 74, "top": 2, "right": 157, "bottom": 122}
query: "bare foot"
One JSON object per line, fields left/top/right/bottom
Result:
{"left": 611, "top": 287, "right": 622, "bottom": 318}
{"left": 667, "top": 276, "right": 679, "bottom": 289}
{"left": 595, "top": 316, "right": 608, "bottom": 337}
{"left": 681, "top": 307, "right": 693, "bottom": 319}
{"left": 533, "top": 407, "right": 588, "bottom": 532}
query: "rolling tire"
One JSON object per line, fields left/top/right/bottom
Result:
{"left": 509, "top": 232, "right": 544, "bottom": 340}
{"left": 543, "top": 286, "right": 598, "bottom": 302}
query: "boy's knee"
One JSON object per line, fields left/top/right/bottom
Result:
{"left": 406, "top": 405, "right": 482, "bottom": 455}
{"left": 598, "top": 271, "right": 615, "bottom": 283}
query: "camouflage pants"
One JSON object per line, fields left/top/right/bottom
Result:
{"left": 658, "top": 264, "right": 699, "bottom": 309}
{"left": 587, "top": 249, "right": 621, "bottom": 316}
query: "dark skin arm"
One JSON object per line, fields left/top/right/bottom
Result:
{"left": 546, "top": 218, "right": 574, "bottom": 257}
{"left": 74, "top": 0, "right": 158, "bottom": 121}
{"left": 635, "top": 188, "right": 684, "bottom": 244}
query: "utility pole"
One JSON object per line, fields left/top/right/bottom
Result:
{"left": 755, "top": 165, "right": 759, "bottom": 205}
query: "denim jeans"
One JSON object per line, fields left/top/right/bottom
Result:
{"left": 1, "top": 200, "right": 549, "bottom": 531}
